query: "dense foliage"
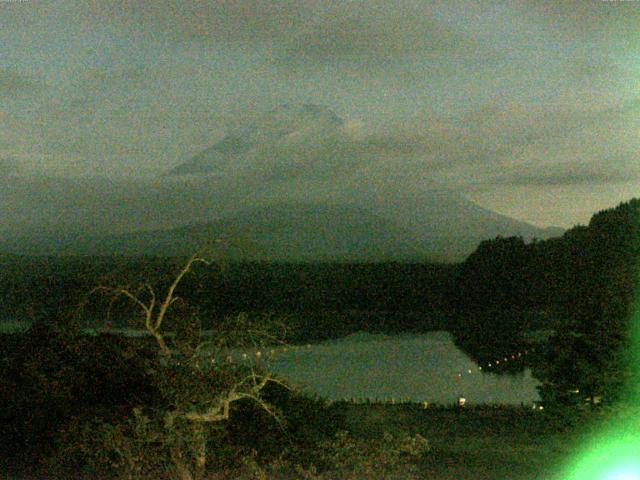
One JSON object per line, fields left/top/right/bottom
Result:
{"left": 0, "top": 258, "right": 455, "bottom": 340}
{"left": 451, "top": 198, "right": 640, "bottom": 406}
{"left": 0, "top": 324, "right": 158, "bottom": 476}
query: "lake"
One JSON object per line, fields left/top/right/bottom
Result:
{"left": 269, "top": 331, "right": 541, "bottom": 405}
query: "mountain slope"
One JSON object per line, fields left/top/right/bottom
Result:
{"left": 0, "top": 175, "right": 564, "bottom": 261}
{"left": 62, "top": 201, "right": 562, "bottom": 262}
{"left": 168, "top": 103, "right": 343, "bottom": 176}
{"left": 64, "top": 204, "right": 429, "bottom": 261}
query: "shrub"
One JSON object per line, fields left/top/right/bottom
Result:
{"left": 238, "top": 430, "right": 429, "bottom": 480}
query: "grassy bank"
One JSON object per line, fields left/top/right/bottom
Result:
{"left": 339, "top": 403, "right": 581, "bottom": 480}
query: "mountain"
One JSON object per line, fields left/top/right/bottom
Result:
{"left": 0, "top": 104, "right": 565, "bottom": 260}
{"left": 0, "top": 179, "right": 563, "bottom": 261}
{"left": 168, "top": 103, "right": 343, "bottom": 176}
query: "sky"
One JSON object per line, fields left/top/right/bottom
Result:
{"left": 1, "top": 0, "right": 639, "bottom": 228}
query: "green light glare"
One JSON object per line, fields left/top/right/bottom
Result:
{"left": 557, "top": 291, "right": 640, "bottom": 479}
{"left": 559, "top": 427, "right": 640, "bottom": 480}
{"left": 604, "top": 466, "right": 640, "bottom": 480}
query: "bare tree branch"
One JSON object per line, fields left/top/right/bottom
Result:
{"left": 85, "top": 255, "right": 211, "bottom": 358}
{"left": 155, "top": 254, "right": 209, "bottom": 332}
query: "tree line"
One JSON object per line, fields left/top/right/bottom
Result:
{"left": 0, "top": 257, "right": 456, "bottom": 335}
{"left": 450, "top": 198, "right": 640, "bottom": 407}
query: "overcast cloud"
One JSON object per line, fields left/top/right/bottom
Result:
{"left": 0, "top": 0, "right": 638, "bottom": 227}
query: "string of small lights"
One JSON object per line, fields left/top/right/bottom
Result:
{"left": 453, "top": 347, "right": 535, "bottom": 379}
{"left": 205, "top": 343, "right": 536, "bottom": 380}
{"left": 204, "top": 343, "right": 314, "bottom": 365}
{"left": 101, "top": 330, "right": 538, "bottom": 381}
{"left": 195, "top": 342, "right": 542, "bottom": 408}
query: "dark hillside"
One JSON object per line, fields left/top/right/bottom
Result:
{"left": 450, "top": 198, "right": 640, "bottom": 404}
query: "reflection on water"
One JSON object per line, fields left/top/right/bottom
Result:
{"left": 270, "top": 331, "right": 540, "bottom": 405}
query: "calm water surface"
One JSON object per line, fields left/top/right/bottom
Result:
{"left": 270, "top": 331, "right": 540, "bottom": 405}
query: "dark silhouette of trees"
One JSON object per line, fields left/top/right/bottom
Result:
{"left": 448, "top": 198, "right": 640, "bottom": 404}
{"left": 532, "top": 199, "right": 640, "bottom": 407}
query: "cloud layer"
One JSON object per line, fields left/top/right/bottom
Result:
{"left": 0, "top": 0, "right": 638, "bottom": 226}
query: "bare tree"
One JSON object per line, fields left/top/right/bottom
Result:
{"left": 88, "top": 253, "right": 288, "bottom": 480}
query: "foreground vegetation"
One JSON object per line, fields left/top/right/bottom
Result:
{"left": 0, "top": 319, "right": 586, "bottom": 479}
{"left": 0, "top": 322, "right": 422, "bottom": 479}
